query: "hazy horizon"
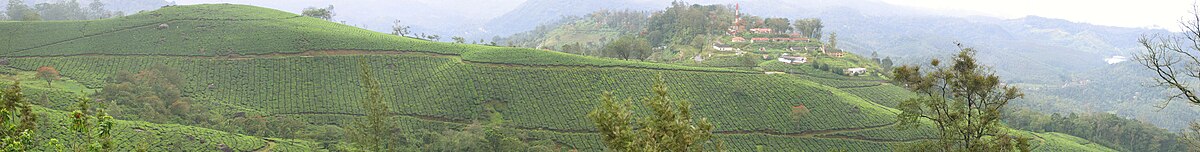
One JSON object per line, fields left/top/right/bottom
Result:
{"left": 169, "top": 0, "right": 1196, "bottom": 31}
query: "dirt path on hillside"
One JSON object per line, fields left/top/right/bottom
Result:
{"left": 253, "top": 139, "right": 276, "bottom": 152}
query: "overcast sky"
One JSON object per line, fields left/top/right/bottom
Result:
{"left": 882, "top": 0, "right": 1196, "bottom": 30}
{"left": 172, "top": 0, "right": 1197, "bottom": 31}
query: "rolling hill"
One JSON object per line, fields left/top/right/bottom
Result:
{"left": 0, "top": 4, "right": 1115, "bottom": 151}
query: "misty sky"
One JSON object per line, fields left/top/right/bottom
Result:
{"left": 171, "top": 0, "right": 1197, "bottom": 31}
{"left": 883, "top": 0, "right": 1196, "bottom": 30}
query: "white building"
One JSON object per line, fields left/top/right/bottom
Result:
{"left": 778, "top": 56, "right": 807, "bottom": 64}
{"left": 844, "top": 68, "right": 868, "bottom": 75}
{"left": 713, "top": 44, "right": 739, "bottom": 51}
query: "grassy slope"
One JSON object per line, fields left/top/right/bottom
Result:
{"left": 0, "top": 4, "right": 1113, "bottom": 151}
{"left": 0, "top": 70, "right": 319, "bottom": 151}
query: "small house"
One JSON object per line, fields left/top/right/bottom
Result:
{"left": 824, "top": 48, "right": 845, "bottom": 57}
{"left": 731, "top": 37, "right": 746, "bottom": 42}
{"left": 778, "top": 56, "right": 808, "bottom": 64}
{"left": 750, "top": 38, "right": 770, "bottom": 43}
{"left": 789, "top": 33, "right": 802, "bottom": 37}
{"left": 712, "top": 44, "right": 739, "bottom": 51}
{"left": 750, "top": 28, "right": 773, "bottom": 34}
{"left": 844, "top": 68, "right": 868, "bottom": 75}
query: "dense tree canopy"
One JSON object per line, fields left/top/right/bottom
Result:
{"left": 1005, "top": 108, "right": 1186, "bottom": 152}
{"left": 94, "top": 65, "right": 207, "bottom": 124}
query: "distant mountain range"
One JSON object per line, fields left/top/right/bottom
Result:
{"left": 484, "top": 0, "right": 1188, "bottom": 130}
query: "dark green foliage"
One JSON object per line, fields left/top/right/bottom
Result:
{"left": 93, "top": 65, "right": 208, "bottom": 125}
{"left": 602, "top": 35, "right": 652, "bottom": 60}
{"left": 645, "top": 2, "right": 733, "bottom": 46}
{"left": 588, "top": 77, "right": 716, "bottom": 152}
{"left": 1004, "top": 108, "right": 1186, "bottom": 152}
{"left": 346, "top": 58, "right": 401, "bottom": 151}
{"left": 893, "top": 46, "right": 1029, "bottom": 151}
{"left": 0, "top": 82, "right": 36, "bottom": 151}
{"left": 66, "top": 97, "right": 115, "bottom": 151}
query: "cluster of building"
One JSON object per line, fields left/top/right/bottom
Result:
{"left": 730, "top": 30, "right": 811, "bottom": 43}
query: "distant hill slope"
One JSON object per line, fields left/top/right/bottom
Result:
{"left": 0, "top": 4, "right": 1114, "bottom": 151}
{"left": 495, "top": 0, "right": 1189, "bottom": 131}
{"left": 479, "top": 0, "right": 665, "bottom": 39}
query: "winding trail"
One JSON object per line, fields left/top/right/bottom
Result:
{"left": 253, "top": 138, "right": 276, "bottom": 152}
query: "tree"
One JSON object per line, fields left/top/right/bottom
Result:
{"left": 1134, "top": 6, "right": 1200, "bottom": 151}
{"left": 391, "top": 20, "right": 412, "bottom": 37}
{"left": 19, "top": 10, "right": 39, "bottom": 21}
{"left": 95, "top": 65, "right": 204, "bottom": 124}
{"left": 425, "top": 34, "right": 441, "bottom": 41}
{"left": 1135, "top": 5, "right": 1200, "bottom": 106}
{"left": 33, "top": 0, "right": 85, "bottom": 20}
{"left": 793, "top": 18, "right": 823, "bottom": 39}
{"left": 0, "top": 82, "right": 37, "bottom": 151}
{"left": 6, "top": 0, "right": 29, "bottom": 20}
{"left": 36, "top": 66, "right": 59, "bottom": 87}
{"left": 67, "top": 97, "right": 115, "bottom": 152}
{"left": 764, "top": 18, "right": 791, "bottom": 33}
{"left": 603, "top": 35, "right": 652, "bottom": 60}
{"left": 587, "top": 76, "right": 716, "bottom": 152}
{"left": 882, "top": 57, "right": 895, "bottom": 69}
{"left": 828, "top": 32, "right": 838, "bottom": 49}
{"left": 301, "top": 5, "right": 335, "bottom": 21}
{"left": 87, "top": 0, "right": 112, "bottom": 19}
{"left": 892, "top": 44, "right": 1030, "bottom": 151}
{"left": 347, "top": 58, "right": 401, "bottom": 151}
{"left": 452, "top": 36, "right": 466, "bottom": 43}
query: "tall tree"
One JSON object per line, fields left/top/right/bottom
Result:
{"left": 301, "top": 5, "right": 335, "bottom": 21}
{"left": 68, "top": 97, "right": 115, "bottom": 151}
{"left": 0, "top": 82, "right": 37, "bottom": 151}
{"left": 391, "top": 20, "right": 412, "bottom": 37}
{"left": 793, "top": 18, "right": 823, "bottom": 39}
{"left": 1136, "top": 5, "right": 1200, "bottom": 105}
{"left": 828, "top": 32, "right": 838, "bottom": 49}
{"left": 87, "top": 0, "right": 111, "bottom": 19}
{"left": 893, "top": 44, "right": 1029, "bottom": 151}
{"left": 452, "top": 36, "right": 466, "bottom": 43}
{"left": 1134, "top": 6, "right": 1200, "bottom": 151}
{"left": 587, "top": 76, "right": 716, "bottom": 152}
{"left": 347, "top": 58, "right": 401, "bottom": 151}
{"left": 6, "top": 0, "right": 28, "bottom": 20}
{"left": 36, "top": 66, "right": 60, "bottom": 87}
{"left": 6, "top": 0, "right": 38, "bottom": 21}
{"left": 764, "top": 18, "right": 791, "bottom": 33}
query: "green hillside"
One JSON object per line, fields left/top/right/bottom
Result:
{"left": 0, "top": 4, "right": 1114, "bottom": 151}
